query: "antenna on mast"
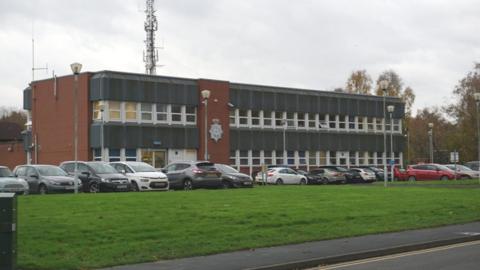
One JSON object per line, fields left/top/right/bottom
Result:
{"left": 31, "top": 24, "right": 48, "bottom": 81}
{"left": 143, "top": 0, "right": 160, "bottom": 75}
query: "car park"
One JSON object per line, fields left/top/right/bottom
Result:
{"left": 0, "top": 166, "right": 29, "bottom": 195}
{"left": 110, "top": 161, "right": 169, "bottom": 191}
{"left": 256, "top": 167, "right": 307, "bottom": 185}
{"left": 309, "top": 168, "right": 346, "bottom": 184}
{"left": 13, "top": 164, "right": 81, "bottom": 194}
{"left": 162, "top": 161, "right": 223, "bottom": 190}
{"left": 445, "top": 164, "right": 479, "bottom": 179}
{"left": 405, "top": 164, "right": 455, "bottom": 181}
{"left": 214, "top": 164, "right": 253, "bottom": 188}
{"left": 60, "top": 161, "right": 130, "bottom": 193}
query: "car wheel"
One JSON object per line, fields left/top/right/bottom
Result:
{"left": 440, "top": 175, "right": 448, "bottom": 181}
{"left": 183, "top": 179, "right": 193, "bottom": 191}
{"left": 131, "top": 181, "right": 140, "bottom": 192}
{"left": 408, "top": 176, "right": 416, "bottom": 181}
{"left": 23, "top": 189, "right": 29, "bottom": 195}
{"left": 221, "top": 181, "right": 231, "bottom": 189}
{"left": 89, "top": 182, "right": 99, "bottom": 193}
{"left": 322, "top": 178, "right": 329, "bottom": 185}
{"left": 299, "top": 178, "right": 307, "bottom": 185}
{"left": 276, "top": 179, "right": 283, "bottom": 185}
{"left": 460, "top": 175, "right": 471, "bottom": 180}
{"left": 38, "top": 184, "right": 47, "bottom": 195}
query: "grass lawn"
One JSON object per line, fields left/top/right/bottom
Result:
{"left": 18, "top": 185, "right": 480, "bottom": 270}
{"left": 373, "top": 179, "right": 480, "bottom": 186}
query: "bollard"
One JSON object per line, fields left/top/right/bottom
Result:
{"left": 0, "top": 193, "right": 17, "bottom": 270}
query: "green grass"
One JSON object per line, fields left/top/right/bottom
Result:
{"left": 373, "top": 179, "right": 480, "bottom": 186}
{"left": 18, "top": 185, "right": 480, "bottom": 270}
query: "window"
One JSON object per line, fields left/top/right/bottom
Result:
{"left": 275, "top": 150, "right": 284, "bottom": 165}
{"left": 109, "top": 149, "right": 121, "bottom": 162}
{"left": 308, "top": 113, "right": 317, "bottom": 129}
{"left": 92, "top": 101, "right": 103, "bottom": 120}
{"left": 358, "top": 117, "right": 365, "bottom": 131}
{"left": 349, "top": 151, "right": 356, "bottom": 166}
{"left": 156, "top": 104, "right": 168, "bottom": 122}
{"left": 141, "top": 103, "right": 153, "bottom": 121}
{"left": 367, "top": 117, "right": 374, "bottom": 132}
{"left": 125, "top": 149, "right": 137, "bottom": 161}
{"left": 125, "top": 102, "right": 137, "bottom": 121}
{"left": 93, "top": 148, "right": 102, "bottom": 161}
{"left": 393, "top": 119, "right": 400, "bottom": 132}
{"left": 239, "top": 151, "right": 249, "bottom": 166}
{"left": 319, "top": 115, "right": 327, "bottom": 129}
{"left": 185, "top": 106, "right": 196, "bottom": 124}
{"left": 339, "top": 115, "right": 346, "bottom": 129}
{"left": 329, "top": 115, "right": 337, "bottom": 129}
{"left": 286, "top": 112, "right": 295, "bottom": 127}
{"left": 299, "top": 151, "right": 306, "bottom": 165}
{"left": 376, "top": 152, "right": 384, "bottom": 165}
{"left": 230, "top": 150, "right": 237, "bottom": 166}
{"left": 171, "top": 105, "right": 182, "bottom": 122}
{"left": 263, "top": 111, "right": 273, "bottom": 127}
{"left": 368, "top": 152, "right": 375, "bottom": 165}
{"left": 275, "top": 112, "right": 284, "bottom": 127}
{"left": 298, "top": 113, "right": 306, "bottom": 128}
{"left": 239, "top": 110, "right": 248, "bottom": 126}
{"left": 264, "top": 151, "right": 273, "bottom": 165}
{"left": 287, "top": 151, "right": 295, "bottom": 165}
{"left": 349, "top": 116, "right": 355, "bottom": 130}
{"left": 375, "top": 118, "right": 383, "bottom": 132}
{"left": 358, "top": 152, "right": 367, "bottom": 165}
{"left": 251, "top": 111, "right": 260, "bottom": 127}
{"left": 109, "top": 101, "right": 121, "bottom": 121}
{"left": 252, "top": 150, "right": 261, "bottom": 165}
{"left": 319, "top": 151, "right": 327, "bottom": 165}
{"left": 308, "top": 151, "right": 317, "bottom": 167}
{"left": 329, "top": 151, "right": 337, "bottom": 165}
{"left": 229, "top": 110, "right": 236, "bottom": 126}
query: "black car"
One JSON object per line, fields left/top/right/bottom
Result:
{"left": 60, "top": 161, "right": 130, "bottom": 193}
{"left": 215, "top": 164, "right": 253, "bottom": 188}
{"left": 293, "top": 169, "right": 324, "bottom": 184}
{"left": 317, "top": 166, "right": 363, "bottom": 183}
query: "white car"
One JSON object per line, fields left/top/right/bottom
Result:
{"left": 0, "top": 166, "right": 29, "bottom": 195}
{"left": 255, "top": 167, "right": 307, "bottom": 185}
{"left": 350, "top": 168, "right": 376, "bottom": 183}
{"left": 110, "top": 162, "right": 169, "bottom": 191}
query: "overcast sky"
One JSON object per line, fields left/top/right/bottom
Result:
{"left": 1, "top": 0, "right": 479, "bottom": 113}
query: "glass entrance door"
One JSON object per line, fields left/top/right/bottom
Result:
{"left": 141, "top": 150, "right": 167, "bottom": 169}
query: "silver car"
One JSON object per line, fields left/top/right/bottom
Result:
{"left": 445, "top": 164, "right": 479, "bottom": 179}
{"left": 13, "top": 165, "right": 82, "bottom": 194}
{"left": 0, "top": 166, "right": 28, "bottom": 195}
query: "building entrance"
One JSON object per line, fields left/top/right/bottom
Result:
{"left": 141, "top": 150, "right": 167, "bottom": 169}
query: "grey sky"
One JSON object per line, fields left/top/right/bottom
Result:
{"left": 0, "top": 0, "right": 479, "bottom": 113}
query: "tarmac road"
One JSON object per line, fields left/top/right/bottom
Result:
{"left": 314, "top": 240, "right": 480, "bottom": 270}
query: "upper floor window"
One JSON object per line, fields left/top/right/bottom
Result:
{"left": 375, "top": 118, "right": 383, "bottom": 132}
{"left": 275, "top": 112, "right": 284, "bottom": 127}
{"left": 141, "top": 103, "right": 153, "bottom": 121}
{"left": 109, "top": 101, "right": 121, "bottom": 121}
{"left": 308, "top": 113, "right": 316, "bottom": 129}
{"left": 185, "top": 106, "right": 196, "bottom": 124}
{"left": 263, "top": 111, "right": 273, "bottom": 127}
{"left": 92, "top": 101, "right": 103, "bottom": 120}
{"left": 298, "top": 113, "right": 306, "bottom": 128}
{"left": 239, "top": 110, "right": 248, "bottom": 126}
{"left": 251, "top": 111, "right": 260, "bottom": 127}
{"left": 156, "top": 104, "right": 168, "bottom": 122}
{"left": 171, "top": 105, "right": 182, "bottom": 122}
{"left": 125, "top": 102, "right": 137, "bottom": 121}
{"left": 348, "top": 116, "right": 355, "bottom": 130}
{"left": 229, "top": 110, "right": 236, "bottom": 126}
{"left": 319, "top": 115, "right": 328, "bottom": 129}
{"left": 339, "top": 115, "right": 346, "bottom": 129}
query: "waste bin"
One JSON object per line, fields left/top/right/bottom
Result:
{"left": 0, "top": 193, "right": 17, "bottom": 270}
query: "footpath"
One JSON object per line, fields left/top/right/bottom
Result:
{"left": 104, "top": 222, "right": 480, "bottom": 270}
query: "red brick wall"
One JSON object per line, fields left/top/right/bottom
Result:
{"left": 197, "top": 79, "right": 230, "bottom": 164}
{"left": 31, "top": 73, "right": 91, "bottom": 165}
{"left": 0, "top": 143, "right": 26, "bottom": 170}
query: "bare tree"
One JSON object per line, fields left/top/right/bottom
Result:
{"left": 345, "top": 70, "right": 372, "bottom": 94}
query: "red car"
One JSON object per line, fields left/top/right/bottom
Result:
{"left": 393, "top": 165, "right": 408, "bottom": 181}
{"left": 405, "top": 164, "right": 455, "bottom": 181}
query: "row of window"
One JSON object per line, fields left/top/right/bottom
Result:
{"left": 229, "top": 109, "right": 401, "bottom": 133}
{"left": 229, "top": 150, "right": 402, "bottom": 169}
{"left": 92, "top": 101, "right": 196, "bottom": 125}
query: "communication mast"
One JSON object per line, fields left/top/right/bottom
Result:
{"left": 143, "top": 0, "right": 159, "bottom": 75}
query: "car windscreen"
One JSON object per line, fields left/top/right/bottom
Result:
{"left": 335, "top": 167, "right": 349, "bottom": 172}
{"left": 0, "top": 168, "right": 14, "bottom": 177}
{"left": 37, "top": 166, "right": 68, "bottom": 176}
{"left": 88, "top": 163, "right": 117, "bottom": 174}
{"left": 450, "top": 165, "right": 472, "bottom": 171}
{"left": 129, "top": 163, "right": 156, "bottom": 172}
{"left": 216, "top": 164, "right": 238, "bottom": 174}
{"left": 436, "top": 165, "right": 454, "bottom": 172}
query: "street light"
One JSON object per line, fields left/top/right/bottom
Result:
{"left": 428, "top": 123, "right": 434, "bottom": 163}
{"left": 201, "top": 89, "right": 211, "bottom": 161}
{"left": 70, "top": 62, "right": 82, "bottom": 194}
{"left": 474, "top": 92, "right": 480, "bottom": 182}
{"left": 379, "top": 79, "right": 389, "bottom": 187}
{"left": 387, "top": 105, "right": 395, "bottom": 181}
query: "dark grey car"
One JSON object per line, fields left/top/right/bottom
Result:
{"left": 215, "top": 164, "right": 253, "bottom": 188}
{"left": 13, "top": 165, "right": 81, "bottom": 194}
{"left": 162, "top": 161, "right": 222, "bottom": 190}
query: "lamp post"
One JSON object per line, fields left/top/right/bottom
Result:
{"left": 99, "top": 103, "right": 105, "bottom": 161}
{"left": 201, "top": 89, "right": 211, "bottom": 160}
{"left": 379, "top": 80, "right": 389, "bottom": 187}
{"left": 428, "top": 123, "right": 434, "bottom": 163}
{"left": 474, "top": 93, "right": 480, "bottom": 182}
{"left": 387, "top": 105, "right": 395, "bottom": 181}
{"left": 70, "top": 62, "right": 82, "bottom": 194}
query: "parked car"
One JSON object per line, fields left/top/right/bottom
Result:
{"left": 60, "top": 161, "right": 130, "bottom": 193}
{"left": 162, "top": 161, "right": 223, "bottom": 190}
{"left": 214, "top": 164, "right": 253, "bottom": 188}
{"left": 445, "top": 164, "right": 479, "bottom": 179}
{"left": 0, "top": 166, "right": 29, "bottom": 195}
{"left": 350, "top": 168, "right": 376, "bottom": 183}
{"left": 294, "top": 169, "right": 324, "bottom": 184}
{"left": 110, "top": 161, "right": 169, "bottom": 191}
{"left": 317, "top": 166, "right": 363, "bottom": 183}
{"left": 255, "top": 167, "right": 307, "bottom": 185}
{"left": 464, "top": 161, "right": 480, "bottom": 171}
{"left": 393, "top": 166, "right": 409, "bottom": 181}
{"left": 405, "top": 164, "right": 455, "bottom": 181}
{"left": 309, "top": 168, "right": 346, "bottom": 184}
{"left": 357, "top": 166, "right": 384, "bottom": 181}
{"left": 13, "top": 164, "right": 81, "bottom": 194}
